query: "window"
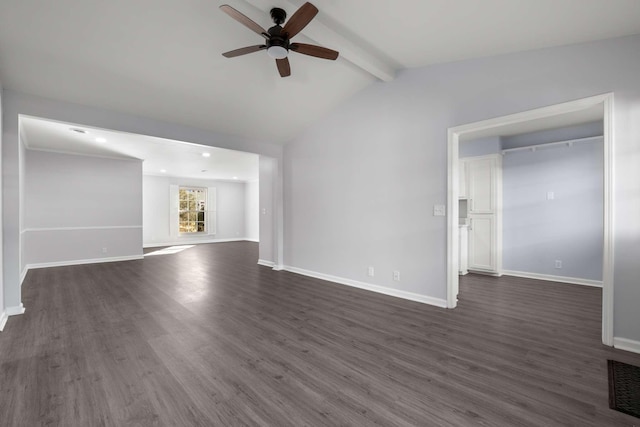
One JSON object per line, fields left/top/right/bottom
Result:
{"left": 179, "top": 187, "right": 207, "bottom": 233}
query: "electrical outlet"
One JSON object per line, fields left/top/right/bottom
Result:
{"left": 367, "top": 266, "right": 375, "bottom": 277}
{"left": 393, "top": 271, "right": 400, "bottom": 281}
{"left": 102, "top": 247, "right": 108, "bottom": 254}
{"left": 433, "top": 205, "right": 446, "bottom": 216}
{"left": 555, "top": 260, "right": 562, "bottom": 269}
{"left": 547, "top": 191, "right": 555, "bottom": 200}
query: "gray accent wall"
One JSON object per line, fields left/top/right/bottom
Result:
{"left": 142, "top": 175, "right": 253, "bottom": 246}
{"left": 283, "top": 34, "right": 640, "bottom": 342}
{"left": 23, "top": 149, "right": 143, "bottom": 265}
{"left": 460, "top": 136, "right": 501, "bottom": 157}
{"left": 502, "top": 138, "right": 603, "bottom": 280}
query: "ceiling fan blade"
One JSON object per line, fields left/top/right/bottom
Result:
{"left": 222, "top": 45, "right": 266, "bottom": 58}
{"left": 290, "top": 43, "right": 339, "bottom": 60}
{"left": 282, "top": 2, "right": 318, "bottom": 39}
{"left": 220, "top": 5, "right": 269, "bottom": 39}
{"left": 276, "top": 58, "right": 291, "bottom": 77}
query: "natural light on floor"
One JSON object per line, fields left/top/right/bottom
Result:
{"left": 144, "top": 245, "right": 195, "bottom": 257}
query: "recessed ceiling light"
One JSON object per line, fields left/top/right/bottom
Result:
{"left": 202, "top": 152, "right": 211, "bottom": 157}
{"left": 233, "top": 176, "right": 238, "bottom": 180}
{"left": 70, "top": 128, "right": 88, "bottom": 134}
{"left": 160, "top": 169, "right": 167, "bottom": 173}
{"left": 95, "top": 137, "right": 107, "bottom": 143}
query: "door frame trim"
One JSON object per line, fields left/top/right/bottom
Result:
{"left": 446, "top": 93, "right": 614, "bottom": 347}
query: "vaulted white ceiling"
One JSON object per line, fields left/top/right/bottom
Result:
{"left": 2, "top": 0, "right": 640, "bottom": 144}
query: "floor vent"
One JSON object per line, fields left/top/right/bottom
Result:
{"left": 608, "top": 359, "right": 640, "bottom": 419}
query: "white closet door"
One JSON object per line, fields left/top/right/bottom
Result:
{"left": 468, "top": 215, "right": 496, "bottom": 272}
{"left": 468, "top": 157, "right": 495, "bottom": 213}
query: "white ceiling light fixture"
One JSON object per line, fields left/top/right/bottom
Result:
{"left": 202, "top": 152, "right": 211, "bottom": 157}
{"left": 160, "top": 169, "right": 167, "bottom": 173}
{"left": 233, "top": 176, "right": 238, "bottom": 180}
{"left": 95, "top": 137, "right": 107, "bottom": 143}
{"left": 266, "top": 45, "right": 288, "bottom": 59}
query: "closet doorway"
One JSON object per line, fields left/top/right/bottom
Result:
{"left": 446, "top": 93, "right": 614, "bottom": 346}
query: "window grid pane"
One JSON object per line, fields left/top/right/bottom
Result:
{"left": 178, "top": 187, "right": 207, "bottom": 234}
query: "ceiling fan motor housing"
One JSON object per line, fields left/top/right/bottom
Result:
{"left": 267, "top": 25, "right": 290, "bottom": 50}
{"left": 270, "top": 7, "right": 286, "bottom": 25}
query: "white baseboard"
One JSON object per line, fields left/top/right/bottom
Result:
{"left": 502, "top": 270, "right": 603, "bottom": 288}
{"left": 0, "top": 311, "right": 8, "bottom": 331}
{"left": 245, "top": 238, "right": 260, "bottom": 243}
{"left": 468, "top": 269, "right": 502, "bottom": 277}
{"left": 6, "top": 304, "right": 25, "bottom": 316}
{"left": 143, "top": 238, "right": 251, "bottom": 248}
{"left": 283, "top": 266, "right": 448, "bottom": 308}
{"left": 26, "top": 255, "right": 144, "bottom": 271}
{"left": 613, "top": 337, "right": 640, "bottom": 355}
{"left": 272, "top": 265, "right": 285, "bottom": 271}
{"left": 257, "top": 259, "right": 275, "bottom": 268}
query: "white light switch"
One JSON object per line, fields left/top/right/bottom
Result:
{"left": 547, "top": 191, "right": 555, "bottom": 200}
{"left": 433, "top": 205, "right": 446, "bottom": 216}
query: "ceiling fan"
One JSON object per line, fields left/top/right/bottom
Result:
{"left": 220, "top": 2, "right": 339, "bottom": 77}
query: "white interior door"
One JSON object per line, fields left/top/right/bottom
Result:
{"left": 468, "top": 215, "right": 496, "bottom": 272}
{"left": 468, "top": 157, "right": 495, "bottom": 213}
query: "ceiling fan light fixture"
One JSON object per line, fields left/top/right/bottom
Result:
{"left": 220, "top": 2, "right": 337, "bottom": 77}
{"left": 267, "top": 45, "right": 288, "bottom": 59}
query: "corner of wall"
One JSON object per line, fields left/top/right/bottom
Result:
{"left": 0, "top": 79, "right": 4, "bottom": 317}
{"left": 0, "top": 310, "right": 7, "bottom": 332}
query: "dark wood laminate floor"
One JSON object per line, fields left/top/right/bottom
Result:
{"left": 2, "top": 242, "right": 639, "bottom": 426}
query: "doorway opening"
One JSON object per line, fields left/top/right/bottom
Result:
{"left": 17, "top": 115, "right": 283, "bottom": 276}
{"left": 446, "top": 93, "right": 614, "bottom": 346}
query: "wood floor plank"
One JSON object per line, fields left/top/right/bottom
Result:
{"left": 1, "top": 241, "right": 639, "bottom": 426}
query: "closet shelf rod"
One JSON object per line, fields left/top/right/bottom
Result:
{"left": 501, "top": 135, "right": 603, "bottom": 155}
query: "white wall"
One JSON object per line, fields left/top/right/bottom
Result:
{"left": 143, "top": 175, "right": 253, "bottom": 246}
{"left": 283, "top": 35, "right": 640, "bottom": 343}
{"left": 259, "top": 157, "right": 276, "bottom": 264}
{"left": 0, "top": 81, "right": 5, "bottom": 328}
{"left": 2, "top": 93, "right": 21, "bottom": 312}
{"left": 18, "top": 129, "right": 26, "bottom": 275}
{"left": 245, "top": 180, "right": 259, "bottom": 241}
{"left": 23, "top": 149, "right": 143, "bottom": 266}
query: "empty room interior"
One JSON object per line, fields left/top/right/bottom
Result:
{"left": 1, "top": 1, "right": 640, "bottom": 426}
